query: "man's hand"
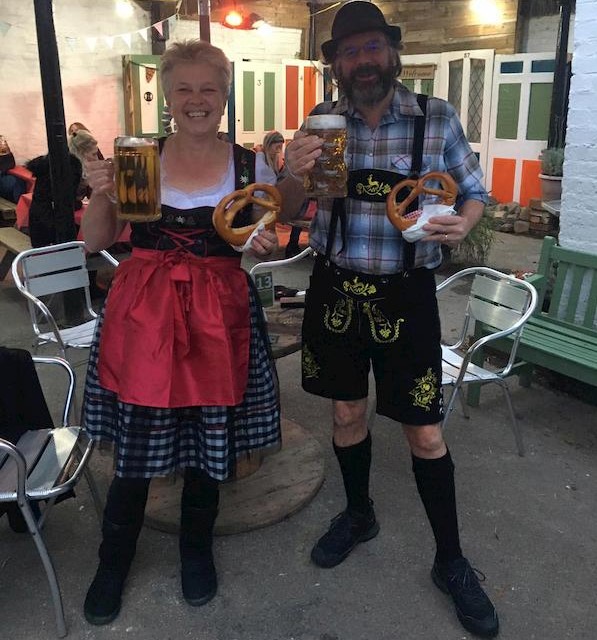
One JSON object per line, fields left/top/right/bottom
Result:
{"left": 284, "top": 130, "right": 323, "bottom": 179}
{"left": 421, "top": 199, "right": 484, "bottom": 246}
{"left": 86, "top": 159, "right": 116, "bottom": 201}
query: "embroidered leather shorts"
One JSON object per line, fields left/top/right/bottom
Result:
{"left": 301, "top": 256, "right": 444, "bottom": 425}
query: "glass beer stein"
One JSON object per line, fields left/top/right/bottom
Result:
{"left": 113, "top": 136, "right": 161, "bottom": 222}
{"left": 303, "top": 114, "right": 347, "bottom": 198}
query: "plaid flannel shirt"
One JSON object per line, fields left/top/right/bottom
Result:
{"left": 308, "top": 82, "right": 488, "bottom": 275}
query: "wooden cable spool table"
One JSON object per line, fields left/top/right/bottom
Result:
{"left": 141, "top": 302, "right": 325, "bottom": 535}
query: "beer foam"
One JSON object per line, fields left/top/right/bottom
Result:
{"left": 115, "top": 136, "right": 156, "bottom": 147}
{"left": 305, "top": 115, "right": 346, "bottom": 130}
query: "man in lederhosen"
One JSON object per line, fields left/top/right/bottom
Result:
{"left": 281, "top": 2, "right": 498, "bottom": 637}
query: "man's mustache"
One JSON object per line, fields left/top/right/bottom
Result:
{"left": 350, "top": 65, "right": 382, "bottom": 81}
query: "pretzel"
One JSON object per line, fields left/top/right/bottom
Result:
{"left": 386, "top": 171, "right": 458, "bottom": 231}
{"left": 212, "top": 183, "right": 281, "bottom": 246}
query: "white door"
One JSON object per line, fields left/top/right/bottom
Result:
{"left": 438, "top": 50, "right": 495, "bottom": 179}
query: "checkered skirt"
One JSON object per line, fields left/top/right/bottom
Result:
{"left": 83, "top": 282, "right": 281, "bottom": 481}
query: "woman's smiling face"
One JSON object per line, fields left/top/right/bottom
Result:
{"left": 166, "top": 62, "right": 227, "bottom": 137}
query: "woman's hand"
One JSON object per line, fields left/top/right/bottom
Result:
{"left": 284, "top": 130, "right": 323, "bottom": 179}
{"left": 249, "top": 228, "right": 278, "bottom": 257}
{"left": 86, "top": 159, "right": 116, "bottom": 201}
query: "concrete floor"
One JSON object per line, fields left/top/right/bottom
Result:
{"left": 1, "top": 232, "right": 596, "bottom": 640}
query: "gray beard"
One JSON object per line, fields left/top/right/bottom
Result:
{"left": 338, "top": 64, "right": 396, "bottom": 108}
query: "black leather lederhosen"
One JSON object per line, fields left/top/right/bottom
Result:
{"left": 323, "top": 93, "right": 428, "bottom": 273}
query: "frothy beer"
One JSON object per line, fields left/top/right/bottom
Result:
{"left": 114, "top": 137, "right": 161, "bottom": 222}
{"left": 303, "top": 115, "right": 347, "bottom": 198}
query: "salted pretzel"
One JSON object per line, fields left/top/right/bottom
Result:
{"left": 386, "top": 171, "right": 458, "bottom": 231}
{"left": 212, "top": 183, "right": 281, "bottom": 246}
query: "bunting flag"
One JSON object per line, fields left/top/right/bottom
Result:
{"left": 145, "top": 66, "right": 156, "bottom": 84}
{"left": 1, "top": 13, "right": 177, "bottom": 51}
{"left": 120, "top": 32, "right": 132, "bottom": 49}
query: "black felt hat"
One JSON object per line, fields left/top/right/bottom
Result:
{"left": 321, "top": 1, "right": 402, "bottom": 62}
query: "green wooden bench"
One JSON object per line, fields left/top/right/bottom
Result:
{"left": 467, "top": 235, "right": 597, "bottom": 405}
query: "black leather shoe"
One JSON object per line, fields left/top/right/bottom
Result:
{"left": 311, "top": 507, "right": 379, "bottom": 568}
{"left": 432, "top": 557, "right": 499, "bottom": 638}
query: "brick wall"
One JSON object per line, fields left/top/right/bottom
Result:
{"left": 560, "top": 0, "right": 597, "bottom": 253}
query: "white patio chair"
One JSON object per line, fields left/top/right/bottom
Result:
{"left": 11, "top": 240, "right": 119, "bottom": 359}
{"left": 437, "top": 266, "right": 538, "bottom": 456}
{"left": 0, "top": 355, "right": 103, "bottom": 638}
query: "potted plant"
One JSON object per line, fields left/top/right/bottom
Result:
{"left": 539, "top": 147, "right": 564, "bottom": 202}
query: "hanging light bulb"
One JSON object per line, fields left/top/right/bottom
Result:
{"left": 470, "top": 0, "right": 503, "bottom": 26}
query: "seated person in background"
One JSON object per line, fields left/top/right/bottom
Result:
{"left": 68, "top": 129, "right": 100, "bottom": 209}
{"left": 0, "top": 134, "right": 27, "bottom": 204}
{"left": 26, "top": 131, "right": 98, "bottom": 246}
{"left": 68, "top": 122, "right": 105, "bottom": 160}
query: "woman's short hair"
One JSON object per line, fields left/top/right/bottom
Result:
{"left": 68, "top": 129, "right": 98, "bottom": 160}
{"left": 160, "top": 39, "right": 232, "bottom": 98}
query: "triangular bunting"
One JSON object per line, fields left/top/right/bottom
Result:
{"left": 153, "top": 21, "right": 164, "bottom": 37}
{"left": 120, "top": 32, "right": 132, "bottom": 48}
{"left": 85, "top": 37, "right": 97, "bottom": 51}
{"left": 138, "top": 27, "right": 149, "bottom": 42}
{"left": 104, "top": 35, "right": 115, "bottom": 49}
{"left": 0, "top": 20, "right": 12, "bottom": 36}
{"left": 65, "top": 36, "right": 77, "bottom": 51}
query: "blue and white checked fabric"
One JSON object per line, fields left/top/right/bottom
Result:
{"left": 83, "top": 284, "right": 281, "bottom": 481}
{"left": 308, "top": 82, "right": 489, "bottom": 275}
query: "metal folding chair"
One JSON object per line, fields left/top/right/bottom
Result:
{"left": 0, "top": 356, "right": 103, "bottom": 637}
{"left": 11, "top": 240, "right": 119, "bottom": 359}
{"left": 437, "top": 266, "right": 538, "bottom": 455}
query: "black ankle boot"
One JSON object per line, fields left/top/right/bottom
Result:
{"left": 180, "top": 506, "right": 218, "bottom": 606}
{"left": 84, "top": 519, "right": 142, "bottom": 625}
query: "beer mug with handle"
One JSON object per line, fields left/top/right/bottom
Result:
{"left": 113, "top": 136, "right": 161, "bottom": 222}
{"left": 303, "top": 115, "right": 347, "bottom": 198}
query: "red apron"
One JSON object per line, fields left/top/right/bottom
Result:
{"left": 97, "top": 248, "right": 250, "bottom": 408}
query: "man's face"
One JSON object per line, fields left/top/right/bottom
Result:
{"left": 333, "top": 30, "right": 398, "bottom": 108}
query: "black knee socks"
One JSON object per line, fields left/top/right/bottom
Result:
{"left": 334, "top": 432, "right": 372, "bottom": 515}
{"left": 412, "top": 450, "right": 462, "bottom": 563}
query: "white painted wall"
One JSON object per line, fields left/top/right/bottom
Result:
{"left": 522, "top": 14, "right": 575, "bottom": 54}
{"left": 559, "top": 0, "right": 597, "bottom": 253}
{"left": 0, "top": 2, "right": 301, "bottom": 165}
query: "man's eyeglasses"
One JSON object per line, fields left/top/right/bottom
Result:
{"left": 336, "top": 40, "right": 388, "bottom": 61}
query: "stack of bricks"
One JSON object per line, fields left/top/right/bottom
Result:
{"left": 527, "top": 198, "right": 558, "bottom": 236}
{"left": 483, "top": 198, "right": 558, "bottom": 238}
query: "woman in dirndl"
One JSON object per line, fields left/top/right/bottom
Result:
{"left": 81, "top": 39, "right": 283, "bottom": 626}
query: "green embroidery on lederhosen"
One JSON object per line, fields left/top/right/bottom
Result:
{"left": 362, "top": 301, "right": 404, "bottom": 343}
{"left": 239, "top": 155, "right": 250, "bottom": 187}
{"left": 409, "top": 368, "right": 438, "bottom": 412}
{"left": 355, "top": 173, "right": 392, "bottom": 197}
{"left": 343, "top": 276, "right": 377, "bottom": 296}
{"left": 323, "top": 296, "right": 354, "bottom": 334}
{"left": 302, "top": 344, "right": 321, "bottom": 379}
